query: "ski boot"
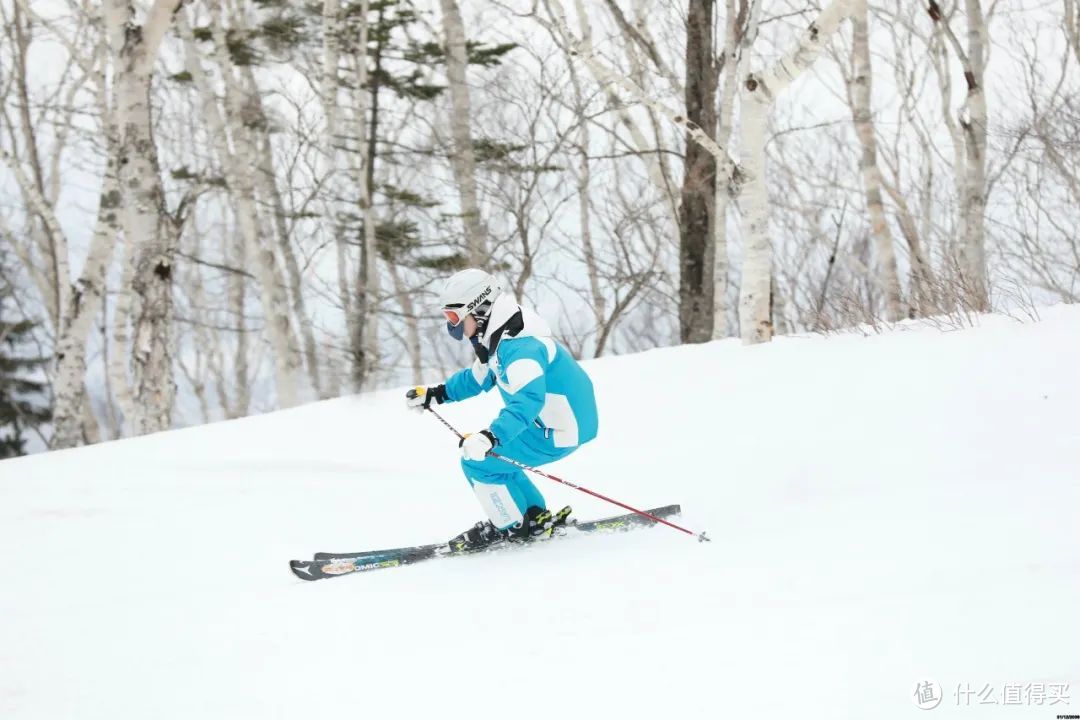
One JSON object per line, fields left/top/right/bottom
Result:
{"left": 507, "top": 505, "right": 573, "bottom": 542}
{"left": 447, "top": 520, "right": 508, "bottom": 554}
{"left": 446, "top": 506, "right": 573, "bottom": 553}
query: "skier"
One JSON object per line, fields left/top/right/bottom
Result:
{"left": 406, "top": 269, "right": 599, "bottom": 552}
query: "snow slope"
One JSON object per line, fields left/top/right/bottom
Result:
{"left": 2, "top": 307, "right": 1079, "bottom": 719}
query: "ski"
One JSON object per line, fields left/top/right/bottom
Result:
{"left": 312, "top": 542, "right": 437, "bottom": 563}
{"left": 289, "top": 504, "right": 681, "bottom": 582}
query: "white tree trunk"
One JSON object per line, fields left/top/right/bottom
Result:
{"left": 321, "top": 0, "right": 343, "bottom": 173}
{"left": 930, "top": 33, "right": 967, "bottom": 267}
{"left": 961, "top": 0, "right": 989, "bottom": 310}
{"left": 205, "top": 8, "right": 303, "bottom": 408}
{"left": 738, "top": 0, "right": 856, "bottom": 343}
{"left": 360, "top": 199, "right": 380, "bottom": 391}
{"left": 105, "top": 0, "right": 184, "bottom": 435}
{"left": 439, "top": 0, "right": 489, "bottom": 265}
{"left": 0, "top": 148, "right": 69, "bottom": 327}
{"left": 186, "top": 219, "right": 244, "bottom": 418}
{"left": 178, "top": 18, "right": 251, "bottom": 416}
{"left": 746, "top": 0, "right": 856, "bottom": 103}
{"left": 108, "top": 215, "right": 139, "bottom": 431}
{"left": 226, "top": 213, "right": 251, "bottom": 418}
{"left": 80, "top": 393, "right": 102, "bottom": 445}
{"left": 880, "top": 175, "right": 938, "bottom": 316}
{"left": 850, "top": 0, "right": 903, "bottom": 321}
{"left": 387, "top": 262, "right": 422, "bottom": 384}
{"left": 1066, "top": 0, "right": 1080, "bottom": 63}
{"left": 929, "top": 0, "right": 989, "bottom": 308}
{"left": 240, "top": 62, "right": 323, "bottom": 398}
{"left": 51, "top": 162, "right": 122, "bottom": 448}
{"left": 711, "top": 0, "right": 739, "bottom": 340}
{"left": 566, "top": 48, "right": 606, "bottom": 348}
{"left": 8, "top": 2, "right": 70, "bottom": 330}
{"left": 320, "top": 0, "right": 354, "bottom": 398}
{"left": 737, "top": 91, "right": 772, "bottom": 343}
{"left": 351, "top": 0, "right": 380, "bottom": 390}
{"left": 16, "top": 1, "right": 128, "bottom": 444}
{"left": 0, "top": 18, "right": 114, "bottom": 447}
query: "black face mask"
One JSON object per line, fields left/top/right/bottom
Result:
{"left": 470, "top": 335, "right": 489, "bottom": 364}
{"left": 446, "top": 321, "right": 465, "bottom": 341}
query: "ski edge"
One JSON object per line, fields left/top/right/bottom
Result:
{"left": 311, "top": 504, "right": 681, "bottom": 560}
{"left": 290, "top": 504, "right": 682, "bottom": 582}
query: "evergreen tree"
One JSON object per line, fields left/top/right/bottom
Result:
{"left": 339, "top": 0, "right": 516, "bottom": 270}
{"left": 0, "top": 269, "right": 51, "bottom": 457}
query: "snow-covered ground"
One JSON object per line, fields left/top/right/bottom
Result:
{"left": 2, "top": 307, "right": 1078, "bottom": 719}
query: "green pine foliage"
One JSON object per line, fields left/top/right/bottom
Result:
{"left": 340, "top": 0, "right": 447, "bottom": 101}
{"left": 380, "top": 183, "right": 440, "bottom": 209}
{"left": 401, "top": 39, "right": 517, "bottom": 67}
{"left": 473, "top": 137, "right": 528, "bottom": 163}
{"left": 473, "top": 137, "right": 561, "bottom": 174}
{"left": 296, "top": 0, "right": 525, "bottom": 270}
{"left": 258, "top": 15, "right": 307, "bottom": 55}
{"left": 465, "top": 41, "right": 517, "bottom": 67}
{"left": 414, "top": 253, "right": 471, "bottom": 272}
{"left": 374, "top": 219, "right": 421, "bottom": 261}
{"left": 0, "top": 315, "right": 52, "bottom": 458}
{"left": 190, "top": 5, "right": 309, "bottom": 66}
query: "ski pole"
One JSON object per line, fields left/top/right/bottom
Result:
{"left": 426, "top": 407, "right": 710, "bottom": 542}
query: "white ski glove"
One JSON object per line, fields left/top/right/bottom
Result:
{"left": 406, "top": 384, "right": 446, "bottom": 412}
{"left": 460, "top": 430, "right": 497, "bottom": 461}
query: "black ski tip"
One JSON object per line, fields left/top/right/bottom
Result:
{"left": 290, "top": 560, "right": 323, "bottom": 581}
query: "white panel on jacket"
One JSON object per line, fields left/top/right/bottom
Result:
{"left": 500, "top": 358, "right": 543, "bottom": 394}
{"left": 539, "top": 393, "right": 579, "bottom": 447}
{"left": 538, "top": 337, "right": 557, "bottom": 363}
{"left": 470, "top": 359, "right": 488, "bottom": 385}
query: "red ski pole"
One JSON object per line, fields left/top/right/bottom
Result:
{"left": 426, "top": 407, "right": 710, "bottom": 542}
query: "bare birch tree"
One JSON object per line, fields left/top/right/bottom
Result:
{"left": 103, "top": 0, "right": 186, "bottom": 435}
{"left": 238, "top": 61, "right": 324, "bottom": 400}
{"left": 739, "top": 0, "right": 856, "bottom": 344}
{"left": 1067, "top": 0, "right": 1080, "bottom": 63}
{"left": 928, "top": 0, "right": 990, "bottom": 310}
{"left": 319, "top": 0, "right": 354, "bottom": 397}
{"left": 51, "top": 163, "right": 123, "bottom": 447}
{"left": 351, "top": 0, "right": 380, "bottom": 391}
{"left": 439, "top": 0, "right": 489, "bottom": 265}
{"left": 561, "top": 37, "right": 607, "bottom": 344}
{"left": 2, "top": 1, "right": 119, "bottom": 446}
{"left": 203, "top": 2, "right": 303, "bottom": 408}
{"left": 848, "top": 0, "right": 903, "bottom": 321}
{"left": 710, "top": 0, "right": 743, "bottom": 340}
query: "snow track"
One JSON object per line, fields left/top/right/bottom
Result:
{"left": 2, "top": 307, "right": 1078, "bottom": 718}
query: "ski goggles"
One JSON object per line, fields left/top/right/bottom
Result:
{"left": 442, "top": 306, "right": 465, "bottom": 326}
{"left": 443, "top": 305, "right": 466, "bottom": 340}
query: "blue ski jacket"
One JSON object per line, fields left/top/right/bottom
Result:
{"left": 442, "top": 297, "right": 598, "bottom": 449}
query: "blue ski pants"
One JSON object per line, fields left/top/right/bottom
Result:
{"left": 461, "top": 426, "right": 580, "bottom": 530}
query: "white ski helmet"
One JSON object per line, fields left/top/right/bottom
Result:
{"left": 438, "top": 268, "right": 502, "bottom": 327}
